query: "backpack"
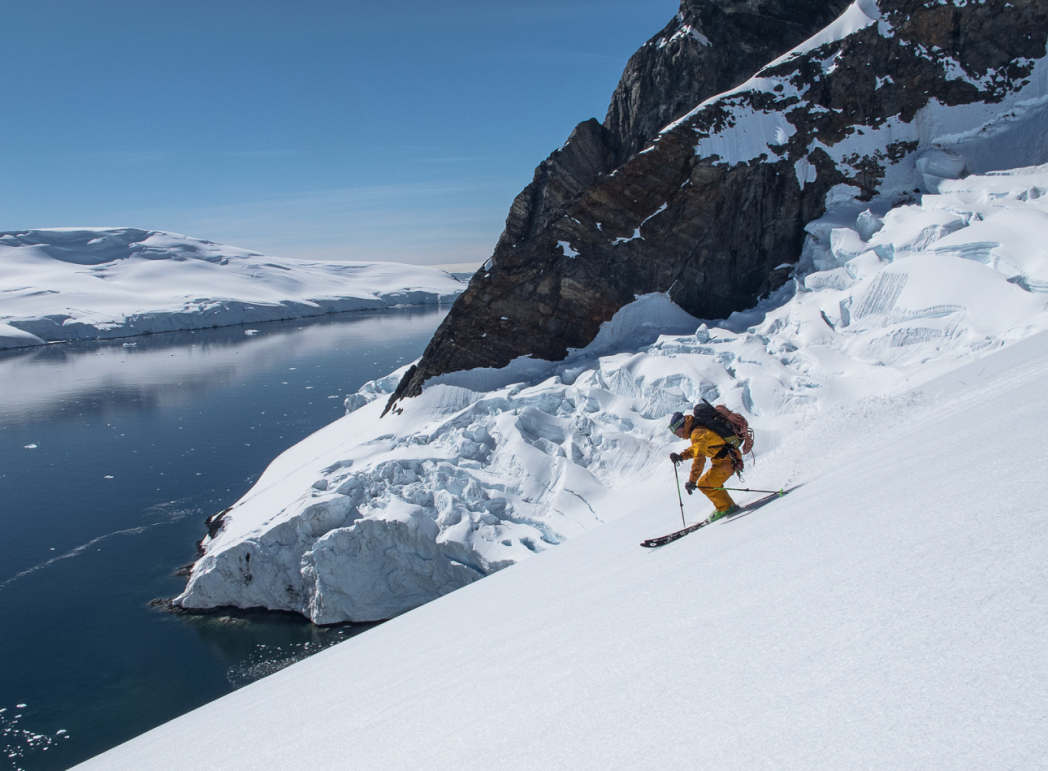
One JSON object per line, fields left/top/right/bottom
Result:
{"left": 691, "top": 399, "right": 755, "bottom": 458}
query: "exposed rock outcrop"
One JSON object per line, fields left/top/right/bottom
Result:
{"left": 387, "top": 0, "right": 1048, "bottom": 410}
{"left": 486, "top": 0, "right": 851, "bottom": 311}
{"left": 605, "top": 0, "right": 852, "bottom": 164}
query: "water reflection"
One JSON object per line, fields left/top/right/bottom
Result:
{"left": 0, "top": 307, "right": 443, "bottom": 426}
{"left": 0, "top": 306, "right": 445, "bottom": 771}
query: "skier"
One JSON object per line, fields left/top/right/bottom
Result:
{"left": 668, "top": 411, "right": 741, "bottom": 521}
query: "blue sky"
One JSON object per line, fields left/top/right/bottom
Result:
{"left": 1, "top": 1, "right": 678, "bottom": 265}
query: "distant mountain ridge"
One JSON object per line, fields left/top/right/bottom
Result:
{"left": 387, "top": 0, "right": 1048, "bottom": 410}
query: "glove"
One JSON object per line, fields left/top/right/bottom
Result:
{"left": 669, "top": 453, "right": 683, "bottom": 466}
{"left": 684, "top": 482, "right": 697, "bottom": 495}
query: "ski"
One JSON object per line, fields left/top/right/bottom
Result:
{"left": 640, "top": 520, "right": 710, "bottom": 548}
{"left": 640, "top": 488, "right": 795, "bottom": 548}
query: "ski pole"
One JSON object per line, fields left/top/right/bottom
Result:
{"left": 672, "top": 462, "right": 686, "bottom": 526}
{"left": 698, "top": 485, "right": 784, "bottom": 496}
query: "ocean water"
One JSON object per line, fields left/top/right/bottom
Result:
{"left": 0, "top": 307, "right": 447, "bottom": 770}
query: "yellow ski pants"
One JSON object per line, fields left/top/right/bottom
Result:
{"left": 691, "top": 456, "right": 736, "bottom": 511}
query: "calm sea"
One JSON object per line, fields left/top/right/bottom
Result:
{"left": 0, "top": 307, "right": 447, "bottom": 770}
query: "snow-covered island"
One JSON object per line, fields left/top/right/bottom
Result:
{"left": 0, "top": 228, "right": 466, "bottom": 349}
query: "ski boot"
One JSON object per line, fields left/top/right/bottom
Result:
{"left": 707, "top": 504, "right": 739, "bottom": 523}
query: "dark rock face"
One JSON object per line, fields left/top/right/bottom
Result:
{"left": 494, "top": 0, "right": 851, "bottom": 300}
{"left": 501, "top": 119, "right": 617, "bottom": 250}
{"left": 388, "top": 0, "right": 1048, "bottom": 410}
{"left": 605, "top": 0, "right": 852, "bottom": 164}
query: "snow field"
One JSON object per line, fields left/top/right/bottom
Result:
{"left": 0, "top": 228, "right": 464, "bottom": 348}
{"left": 78, "top": 323, "right": 1048, "bottom": 770}
{"left": 178, "top": 163, "right": 1048, "bottom": 624}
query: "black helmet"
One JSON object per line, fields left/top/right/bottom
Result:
{"left": 668, "top": 411, "right": 686, "bottom": 434}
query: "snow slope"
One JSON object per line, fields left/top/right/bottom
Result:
{"left": 0, "top": 228, "right": 464, "bottom": 348}
{"left": 78, "top": 318, "right": 1048, "bottom": 770}
{"left": 175, "top": 162, "right": 1048, "bottom": 624}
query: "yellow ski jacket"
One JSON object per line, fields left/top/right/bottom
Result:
{"left": 678, "top": 416, "right": 734, "bottom": 485}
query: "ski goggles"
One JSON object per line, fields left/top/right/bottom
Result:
{"left": 668, "top": 412, "right": 686, "bottom": 433}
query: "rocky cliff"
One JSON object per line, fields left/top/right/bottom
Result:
{"left": 387, "top": 0, "right": 1048, "bottom": 410}
{"left": 500, "top": 0, "right": 851, "bottom": 252}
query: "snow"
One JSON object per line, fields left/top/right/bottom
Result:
{"left": 0, "top": 228, "right": 464, "bottom": 349}
{"left": 174, "top": 163, "right": 1048, "bottom": 626}
{"left": 77, "top": 299, "right": 1048, "bottom": 770}
{"left": 700, "top": 54, "right": 1048, "bottom": 188}
{"left": 612, "top": 228, "right": 643, "bottom": 244}
{"left": 766, "top": 0, "right": 882, "bottom": 69}
{"left": 691, "top": 96, "right": 799, "bottom": 163}
{"left": 657, "top": 24, "right": 711, "bottom": 50}
{"left": 557, "top": 240, "right": 579, "bottom": 259}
